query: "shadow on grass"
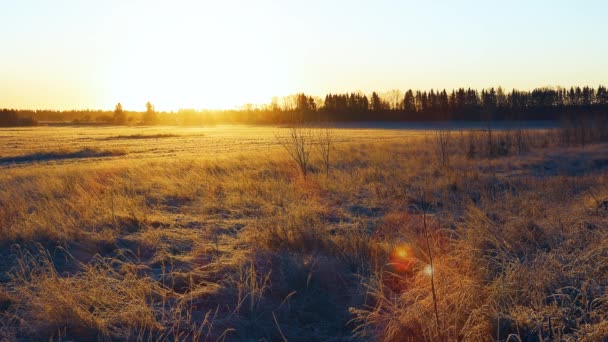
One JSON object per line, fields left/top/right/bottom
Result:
{"left": 527, "top": 153, "right": 608, "bottom": 176}
{"left": 0, "top": 148, "right": 126, "bottom": 165}
{"left": 102, "top": 133, "right": 180, "bottom": 140}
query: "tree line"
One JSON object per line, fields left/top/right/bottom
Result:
{"left": 314, "top": 86, "right": 608, "bottom": 122}
{"left": 0, "top": 109, "right": 37, "bottom": 127}
{"left": 1, "top": 86, "right": 607, "bottom": 126}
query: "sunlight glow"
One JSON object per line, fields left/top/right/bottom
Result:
{"left": 100, "top": 1, "right": 292, "bottom": 111}
{"left": 2, "top": 0, "right": 607, "bottom": 110}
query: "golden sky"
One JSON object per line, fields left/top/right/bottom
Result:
{"left": 1, "top": 0, "right": 607, "bottom": 111}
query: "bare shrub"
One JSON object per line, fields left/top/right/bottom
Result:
{"left": 276, "top": 123, "right": 314, "bottom": 177}
{"left": 559, "top": 114, "right": 608, "bottom": 147}
{"left": 466, "top": 131, "right": 477, "bottom": 159}
{"left": 513, "top": 126, "right": 529, "bottom": 154}
{"left": 316, "top": 127, "right": 334, "bottom": 176}
{"left": 486, "top": 123, "right": 495, "bottom": 158}
{"left": 435, "top": 128, "right": 451, "bottom": 168}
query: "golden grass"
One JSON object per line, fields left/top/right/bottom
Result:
{"left": 0, "top": 125, "right": 607, "bottom": 340}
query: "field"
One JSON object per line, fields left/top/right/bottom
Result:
{"left": 1, "top": 124, "right": 608, "bottom": 341}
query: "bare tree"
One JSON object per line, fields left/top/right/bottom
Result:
{"left": 382, "top": 89, "right": 404, "bottom": 110}
{"left": 316, "top": 127, "right": 334, "bottom": 176}
{"left": 514, "top": 124, "right": 528, "bottom": 155}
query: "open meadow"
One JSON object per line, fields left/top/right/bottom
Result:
{"left": 1, "top": 124, "right": 608, "bottom": 341}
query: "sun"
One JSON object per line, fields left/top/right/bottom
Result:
{"left": 103, "top": 50, "right": 291, "bottom": 111}
{"left": 100, "top": 2, "right": 293, "bottom": 112}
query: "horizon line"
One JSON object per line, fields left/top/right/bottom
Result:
{"left": 3, "top": 83, "right": 606, "bottom": 112}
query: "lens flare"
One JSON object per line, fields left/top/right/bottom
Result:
{"left": 389, "top": 244, "right": 416, "bottom": 272}
{"left": 423, "top": 264, "right": 433, "bottom": 276}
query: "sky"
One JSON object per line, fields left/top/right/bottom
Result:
{"left": 1, "top": 0, "right": 607, "bottom": 111}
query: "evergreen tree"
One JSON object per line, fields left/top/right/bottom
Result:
{"left": 370, "top": 92, "right": 383, "bottom": 112}
{"left": 403, "top": 90, "right": 416, "bottom": 115}
{"left": 113, "top": 102, "right": 126, "bottom": 125}
{"left": 143, "top": 101, "right": 158, "bottom": 124}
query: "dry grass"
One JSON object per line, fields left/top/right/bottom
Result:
{"left": 0, "top": 125, "right": 607, "bottom": 341}
{"left": 0, "top": 148, "right": 125, "bottom": 165}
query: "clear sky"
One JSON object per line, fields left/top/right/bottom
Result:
{"left": 1, "top": 0, "right": 607, "bottom": 111}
